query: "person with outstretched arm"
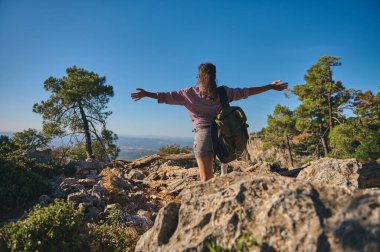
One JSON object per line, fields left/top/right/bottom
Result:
{"left": 131, "top": 63, "right": 287, "bottom": 182}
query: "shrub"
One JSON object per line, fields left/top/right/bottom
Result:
{"left": 12, "top": 128, "right": 51, "bottom": 150}
{"left": 0, "top": 199, "right": 88, "bottom": 251}
{"left": 206, "top": 233, "right": 259, "bottom": 252}
{"left": 158, "top": 144, "right": 192, "bottom": 155}
{"left": 0, "top": 157, "right": 51, "bottom": 210}
{"left": 88, "top": 209, "right": 140, "bottom": 252}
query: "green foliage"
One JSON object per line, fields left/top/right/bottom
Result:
{"left": 329, "top": 90, "right": 380, "bottom": 163}
{"left": 68, "top": 136, "right": 120, "bottom": 163}
{"left": 68, "top": 143, "right": 88, "bottom": 160}
{"left": 87, "top": 209, "right": 140, "bottom": 252}
{"left": 329, "top": 122, "right": 359, "bottom": 158}
{"left": 97, "top": 128, "right": 120, "bottom": 161}
{"left": 0, "top": 135, "right": 17, "bottom": 158}
{"left": 0, "top": 205, "right": 141, "bottom": 252}
{"left": 235, "top": 233, "right": 260, "bottom": 252}
{"left": 206, "top": 233, "right": 260, "bottom": 252}
{"left": 354, "top": 130, "right": 380, "bottom": 163}
{"left": 206, "top": 241, "right": 229, "bottom": 252}
{"left": 263, "top": 105, "right": 298, "bottom": 146}
{"left": 262, "top": 105, "right": 298, "bottom": 166}
{"left": 0, "top": 156, "right": 51, "bottom": 210}
{"left": 33, "top": 66, "right": 116, "bottom": 159}
{"left": 292, "top": 56, "right": 352, "bottom": 156}
{"left": 0, "top": 199, "right": 87, "bottom": 252}
{"left": 158, "top": 144, "right": 192, "bottom": 155}
{"left": 12, "top": 128, "right": 51, "bottom": 150}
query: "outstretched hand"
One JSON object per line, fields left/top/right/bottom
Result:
{"left": 270, "top": 80, "right": 288, "bottom": 91}
{"left": 131, "top": 88, "right": 147, "bottom": 101}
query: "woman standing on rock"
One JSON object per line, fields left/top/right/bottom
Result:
{"left": 131, "top": 63, "right": 287, "bottom": 182}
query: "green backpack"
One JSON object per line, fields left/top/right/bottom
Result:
{"left": 211, "top": 86, "right": 249, "bottom": 163}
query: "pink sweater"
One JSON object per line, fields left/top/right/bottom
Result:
{"left": 157, "top": 86, "right": 250, "bottom": 128}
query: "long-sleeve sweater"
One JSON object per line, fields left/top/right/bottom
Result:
{"left": 157, "top": 85, "right": 250, "bottom": 128}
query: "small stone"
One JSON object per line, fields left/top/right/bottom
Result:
{"left": 78, "top": 178, "right": 97, "bottom": 188}
{"left": 67, "top": 191, "right": 91, "bottom": 206}
{"left": 104, "top": 203, "right": 122, "bottom": 214}
{"left": 38, "top": 195, "right": 52, "bottom": 206}
{"left": 127, "top": 170, "right": 146, "bottom": 180}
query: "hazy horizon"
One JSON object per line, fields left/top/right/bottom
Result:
{"left": 0, "top": 131, "right": 194, "bottom": 161}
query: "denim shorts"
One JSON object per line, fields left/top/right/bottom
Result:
{"left": 193, "top": 127, "right": 214, "bottom": 158}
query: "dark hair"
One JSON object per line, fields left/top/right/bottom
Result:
{"left": 198, "top": 63, "right": 217, "bottom": 101}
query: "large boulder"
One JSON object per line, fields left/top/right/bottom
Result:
{"left": 297, "top": 158, "right": 360, "bottom": 190}
{"left": 135, "top": 172, "right": 380, "bottom": 252}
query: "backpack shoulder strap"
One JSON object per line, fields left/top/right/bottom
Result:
{"left": 218, "top": 86, "right": 230, "bottom": 108}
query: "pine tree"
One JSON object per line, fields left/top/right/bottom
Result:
{"left": 292, "top": 56, "right": 351, "bottom": 156}
{"left": 33, "top": 66, "right": 116, "bottom": 159}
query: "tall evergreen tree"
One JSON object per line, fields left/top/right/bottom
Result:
{"left": 292, "top": 56, "right": 351, "bottom": 156}
{"left": 33, "top": 66, "right": 116, "bottom": 159}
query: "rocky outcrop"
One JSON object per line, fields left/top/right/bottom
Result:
{"left": 51, "top": 154, "right": 198, "bottom": 233}
{"left": 30, "top": 153, "right": 380, "bottom": 252}
{"left": 297, "top": 158, "right": 361, "bottom": 190}
{"left": 136, "top": 172, "right": 380, "bottom": 252}
{"left": 67, "top": 158, "right": 105, "bottom": 178}
{"left": 245, "top": 134, "right": 292, "bottom": 167}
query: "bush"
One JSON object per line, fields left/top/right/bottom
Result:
{"left": 0, "top": 203, "right": 142, "bottom": 252}
{"left": 88, "top": 209, "right": 140, "bottom": 252}
{"left": 0, "top": 199, "right": 87, "bottom": 251}
{"left": 0, "top": 157, "right": 51, "bottom": 210}
{"left": 12, "top": 128, "right": 51, "bottom": 150}
{"left": 158, "top": 144, "right": 192, "bottom": 155}
{"left": 330, "top": 123, "right": 380, "bottom": 163}
{"left": 206, "top": 233, "right": 259, "bottom": 252}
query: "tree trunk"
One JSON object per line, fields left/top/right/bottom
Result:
{"left": 285, "top": 135, "right": 294, "bottom": 168}
{"left": 320, "top": 134, "right": 329, "bottom": 156}
{"left": 327, "top": 68, "right": 334, "bottom": 134}
{"left": 78, "top": 105, "right": 94, "bottom": 159}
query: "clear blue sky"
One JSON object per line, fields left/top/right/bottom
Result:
{"left": 0, "top": 0, "right": 379, "bottom": 137}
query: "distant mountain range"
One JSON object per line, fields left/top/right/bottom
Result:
{"left": 0, "top": 132, "right": 193, "bottom": 161}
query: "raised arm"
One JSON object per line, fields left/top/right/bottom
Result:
{"left": 248, "top": 80, "right": 288, "bottom": 96}
{"left": 131, "top": 88, "right": 186, "bottom": 105}
{"left": 131, "top": 88, "right": 158, "bottom": 101}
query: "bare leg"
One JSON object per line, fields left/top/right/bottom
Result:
{"left": 196, "top": 155, "right": 214, "bottom": 182}
{"left": 221, "top": 163, "right": 228, "bottom": 176}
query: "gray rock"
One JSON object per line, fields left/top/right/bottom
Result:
{"left": 127, "top": 170, "right": 146, "bottom": 180}
{"left": 110, "top": 176, "right": 129, "bottom": 188}
{"left": 120, "top": 212, "right": 154, "bottom": 233}
{"left": 329, "top": 191, "right": 380, "bottom": 252}
{"left": 67, "top": 159, "right": 105, "bottom": 177}
{"left": 77, "top": 178, "right": 97, "bottom": 188}
{"left": 135, "top": 172, "right": 380, "bottom": 252}
{"left": 67, "top": 191, "right": 91, "bottom": 206}
{"left": 59, "top": 178, "right": 85, "bottom": 194}
{"left": 297, "top": 158, "right": 360, "bottom": 190}
{"left": 104, "top": 203, "right": 122, "bottom": 214}
{"left": 91, "top": 184, "right": 108, "bottom": 207}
